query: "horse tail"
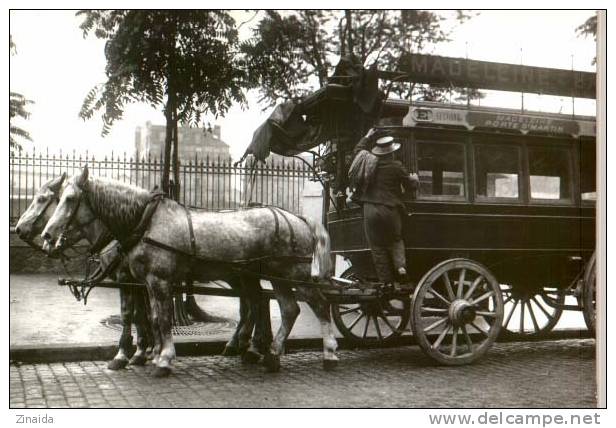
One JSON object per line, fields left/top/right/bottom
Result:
{"left": 306, "top": 218, "right": 333, "bottom": 280}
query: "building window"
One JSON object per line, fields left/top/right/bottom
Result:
{"left": 528, "top": 146, "right": 572, "bottom": 201}
{"left": 416, "top": 141, "right": 466, "bottom": 199}
{"left": 474, "top": 145, "right": 520, "bottom": 199}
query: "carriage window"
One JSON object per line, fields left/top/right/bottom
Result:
{"left": 528, "top": 146, "right": 572, "bottom": 200}
{"left": 580, "top": 141, "right": 596, "bottom": 202}
{"left": 474, "top": 145, "right": 520, "bottom": 199}
{"left": 416, "top": 142, "right": 465, "bottom": 198}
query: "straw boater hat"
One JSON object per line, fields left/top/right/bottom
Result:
{"left": 371, "top": 136, "right": 401, "bottom": 156}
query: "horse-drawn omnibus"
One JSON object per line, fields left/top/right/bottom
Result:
{"left": 38, "top": 56, "right": 596, "bottom": 371}
{"left": 298, "top": 83, "right": 596, "bottom": 362}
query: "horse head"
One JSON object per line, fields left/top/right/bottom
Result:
{"left": 41, "top": 166, "right": 96, "bottom": 255}
{"left": 15, "top": 172, "right": 66, "bottom": 248}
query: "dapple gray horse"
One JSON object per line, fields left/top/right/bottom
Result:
{"left": 15, "top": 173, "right": 153, "bottom": 368}
{"left": 19, "top": 173, "right": 271, "bottom": 370}
{"left": 42, "top": 166, "right": 338, "bottom": 377}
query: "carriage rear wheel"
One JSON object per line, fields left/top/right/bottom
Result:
{"left": 500, "top": 285, "right": 564, "bottom": 338}
{"left": 582, "top": 252, "right": 596, "bottom": 334}
{"left": 331, "top": 267, "right": 411, "bottom": 345}
{"left": 411, "top": 259, "right": 504, "bottom": 365}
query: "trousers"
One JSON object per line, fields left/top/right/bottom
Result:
{"left": 363, "top": 203, "right": 407, "bottom": 283}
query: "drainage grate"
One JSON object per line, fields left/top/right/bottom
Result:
{"left": 100, "top": 315, "right": 238, "bottom": 337}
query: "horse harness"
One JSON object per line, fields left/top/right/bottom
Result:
{"left": 21, "top": 195, "right": 59, "bottom": 254}
{"left": 141, "top": 203, "right": 309, "bottom": 264}
{"left": 61, "top": 184, "right": 311, "bottom": 265}
{"left": 58, "top": 184, "right": 318, "bottom": 297}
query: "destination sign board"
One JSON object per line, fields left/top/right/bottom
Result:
{"left": 403, "top": 106, "right": 595, "bottom": 137}
{"left": 379, "top": 54, "right": 596, "bottom": 99}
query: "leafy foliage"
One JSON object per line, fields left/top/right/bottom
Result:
{"left": 242, "top": 10, "right": 481, "bottom": 106}
{"left": 576, "top": 14, "right": 597, "bottom": 65}
{"left": 576, "top": 14, "right": 597, "bottom": 40}
{"left": 77, "top": 10, "right": 249, "bottom": 136}
{"left": 9, "top": 36, "right": 34, "bottom": 150}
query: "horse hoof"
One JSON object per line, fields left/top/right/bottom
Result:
{"left": 107, "top": 358, "right": 128, "bottom": 371}
{"left": 152, "top": 366, "right": 172, "bottom": 378}
{"left": 323, "top": 359, "right": 338, "bottom": 371}
{"left": 129, "top": 354, "right": 147, "bottom": 366}
{"left": 241, "top": 349, "right": 261, "bottom": 364}
{"left": 222, "top": 345, "right": 239, "bottom": 357}
{"left": 263, "top": 354, "right": 281, "bottom": 373}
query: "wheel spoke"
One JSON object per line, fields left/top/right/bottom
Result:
{"left": 378, "top": 313, "right": 400, "bottom": 334}
{"left": 472, "top": 290, "right": 495, "bottom": 306}
{"left": 457, "top": 268, "right": 466, "bottom": 298}
{"left": 373, "top": 316, "right": 383, "bottom": 341}
{"left": 531, "top": 296, "right": 553, "bottom": 320}
{"left": 476, "top": 311, "right": 498, "bottom": 318}
{"left": 348, "top": 312, "right": 365, "bottom": 330}
{"left": 519, "top": 300, "right": 526, "bottom": 334}
{"left": 450, "top": 327, "right": 458, "bottom": 357}
{"left": 461, "top": 324, "right": 473, "bottom": 353}
{"left": 429, "top": 287, "right": 451, "bottom": 305}
{"left": 339, "top": 306, "right": 361, "bottom": 316}
{"left": 471, "top": 321, "right": 489, "bottom": 337}
{"left": 503, "top": 299, "right": 519, "bottom": 329}
{"left": 527, "top": 300, "right": 540, "bottom": 333}
{"left": 421, "top": 307, "right": 448, "bottom": 313}
{"left": 464, "top": 275, "right": 484, "bottom": 300}
{"left": 362, "top": 315, "right": 371, "bottom": 338}
{"left": 423, "top": 316, "right": 448, "bottom": 333}
{"left": 503, "top": 295, "right": 514, "bottom": 305}
{"left": 442, "top": 272, "right": 455, "bottom": 301}
{"left": 432, "top": 324, "right": 451, "bottom": 349}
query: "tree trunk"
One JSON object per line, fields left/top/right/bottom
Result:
{"left": 172, "top": 113, "right": 180, "bottom": 200}
{"left": 345, "top": 10, "right": 354, "bottom": 58}
{"left": 162, "top": 99, "right": 173, "bottom": 196}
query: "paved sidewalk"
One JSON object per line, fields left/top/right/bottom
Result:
{"left": 10, "top": 339, "right": 596, "bottom": 408}
{"left": 10, "top": 274, "right": 325, "bottom": 348}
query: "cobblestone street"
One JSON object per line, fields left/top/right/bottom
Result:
{"left": 10, "top": 339, "right": 596, "bottom": 408}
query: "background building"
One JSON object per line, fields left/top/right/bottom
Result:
{"left": 134, "top": 122, "right": 231, "bottom": 161}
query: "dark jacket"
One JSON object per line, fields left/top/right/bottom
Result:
{"left": 360, "top": 159, "right": 415, "bottom": 209}
{"left": 352, "top": 137, "right": 416, "bottom": 209}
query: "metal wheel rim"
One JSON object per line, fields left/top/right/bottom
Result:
{"left": 411, "top": 259, "right": 503, "bottom": 366}
{"left": 583, "top": 255, "right": 596, "bottom": 334}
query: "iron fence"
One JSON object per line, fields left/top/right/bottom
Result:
{"left": 10, "top": 149, "right": 316, "bottom": 225}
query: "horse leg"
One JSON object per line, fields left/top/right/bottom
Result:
{"left": 264, "top": 282, "right": 300, "bottom": 373}
{"left": 302, "top": 287, "right": 339, "bottom": 370}
{"left": 222, "top": 279, "right": 248, "bottom": 357}
{"left": 147, "top": 274, "right": 175, "bottom": 378}
{"left": 246, "top": 280, "right": 273, "bottom": 359}
{"left": 145, "top": 284, "right": 162, "bottom": 367}
{"left": 107, "top": 285, "right": 133, "bottom": 370}
{"left": 129, "top": 288, "right": 151, "bottom": 366}
{"left": 255, "top": 290, "right": 273, "bottom": 356}
{"left": 240, "top": 277, "right": 265, "bottom": 364}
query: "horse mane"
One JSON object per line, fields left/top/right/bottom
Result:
{"left": 82, "top": 176, "right": 152, "bottom": 239}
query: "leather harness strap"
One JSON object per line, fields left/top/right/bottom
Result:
{"left": 120, "top": 190, "right": 165, "bottom": 251}
{"left": 272, "top": 207, "right": 299, "bottom": 252}
{"left": 266, "top": 206, "right": 281, "bottom": 247}
{"left": 183, "top": 204, "right": 197, "bottom": 256}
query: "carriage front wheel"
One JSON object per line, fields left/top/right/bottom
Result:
{"left": 411, "top": 259, "right": 504, "bottom": 365}
{"left": 331, "top": 267, "right": 411, "bottom": 345}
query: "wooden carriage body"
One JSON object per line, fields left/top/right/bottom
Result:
{"left": 323, "top": 100, "right": 596, "bottom": 294}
